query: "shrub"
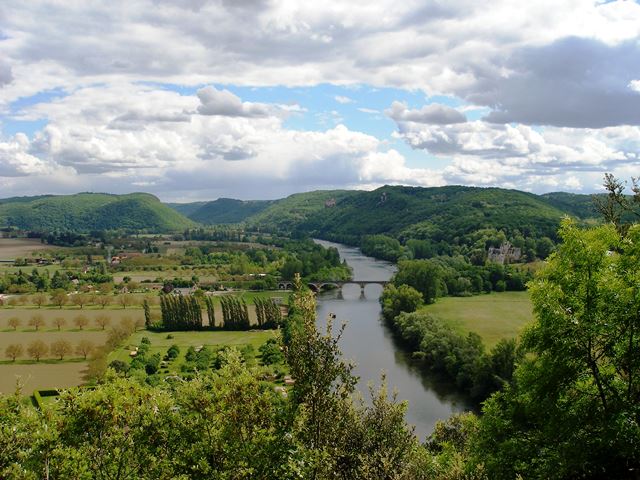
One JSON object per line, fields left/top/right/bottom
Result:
{"left": 109, "top": 360, "right": 129, "bottom": 374}
{"left": 166, "top": 345, "right": 180, "bottom": 359}
{"left": 259, "top": 339, "right": 283, "bottom": 365}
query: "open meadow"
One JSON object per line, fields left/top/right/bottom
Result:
{"left": 419, "top": 291, "right": 534, "bottom": 348}
{"left": 0, "top": 362, "right": 89, "bottom": 396}
{"left": 0, "top": 238, "right": 59, "bottom": 261}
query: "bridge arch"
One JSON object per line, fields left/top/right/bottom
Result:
{"left": 311, "top": 280, "right": 388, "bottom": 298}
{"left": 276, "top": 280, "right": 388, "bottom": 298}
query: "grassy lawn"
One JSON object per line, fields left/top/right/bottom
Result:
{"left": 419, "top": 291, "right": 535, "bottom": 348}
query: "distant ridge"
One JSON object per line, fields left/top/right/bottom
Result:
{"left": 0, "top": 192, "right": 195, "bottom": 232}
{"left": 169, "top": 186, "right": 598, "bottom": 241}
{"left": 170, "top": 198, "right": 274, "bottom": 225}
{"left": 0, "top": 186, "right": 600, "bottom": 236}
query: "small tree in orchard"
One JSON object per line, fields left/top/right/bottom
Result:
{"left": 98, "top": 282, "right": 113, "bottom": 295}
{"left": 96, "top": 295, "right": 112, "bottom": 309}
{"left": 88, "top": 291, "right": 98, "bottom": 306}
{"left": 53, "top": 317, "right": 67, "bottom": 331}
{"left": 120, "top": 316, "right": 135, "bottom": 333}
{"left": 74, "top": 315, "right": 89, "bottom": 330}
{"left": 28, "top": 314, "right": 45, "bottom": 331}
{"left": 51, "top": 339, "right": 73, "bottom": 360}
{"left": 5, "top": 343, "right": 23, "bottom": 362}
{"left": 76, "top": 339, "right": 95, "bottom": 360}
{"left": 27, "top": 340, "right": 48, "bottom": 361}
{"left": 8, "top": 317, "right": 20, "bottom": 331}
{"left": 71, "top": 293, "right": 89, "bottom": 309}
{"left": 51, "top": 289, "right": 68, "bottom": 309}
{"left": 31, "top": 292, "right": 48, "bottom": 308}
{"left": 118, "top": 294, "right": 133, "bottom": 309}
{"left": 95, "top": 314, "right": 110, "bottom": 330}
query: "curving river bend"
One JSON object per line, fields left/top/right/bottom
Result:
{"left": 314, "top": 239, "right": 471, "bottom": 440}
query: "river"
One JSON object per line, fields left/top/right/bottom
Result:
{"left": 314, "top": 239, "right": 470, "bottom": 440}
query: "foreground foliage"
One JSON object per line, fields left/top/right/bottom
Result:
{"left": 473, "top": 220, "right": 640, "bottom": 479}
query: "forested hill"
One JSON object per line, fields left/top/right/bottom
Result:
{"left": 540, "top": 191, "right": 604, "bottom": 219}
{"left": 0, "top": 192, "right": 195, "bottom": 232}
{"left": 169, "top": 198, "right": 274, "bottom": 225}
{"left": 294, "top": 186, "right": 566, "bottom": 241}
{"left": 171, "top": 185, "right": 597, "bottom": 238}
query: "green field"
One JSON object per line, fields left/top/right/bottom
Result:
{"left": 419, "top": 291, "right": 535, "bottom": 348}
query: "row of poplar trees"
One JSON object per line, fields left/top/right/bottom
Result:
{"left": 159, "top": 295, "right": 203, "bottom": 330}
{"left": 254, "top": 297, "right": 283, "bottom": 329}
{"left": 156, "top": 294, "right": 284, "bottom": 331}
{"left": 219, "top": 296, "right": 250, "bottom": 330}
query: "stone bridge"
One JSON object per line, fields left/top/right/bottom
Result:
{"left": 277, "top": 280, "right": 388, "bottom": 299}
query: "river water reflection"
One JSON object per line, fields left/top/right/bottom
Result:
{"left": 314, "top": 239, "right": 471, "bottom": 440}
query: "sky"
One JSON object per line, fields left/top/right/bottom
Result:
{"left": 1, "top": 0, "right": 640, "bottom": 201}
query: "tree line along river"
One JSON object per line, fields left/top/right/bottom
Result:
{"left": 313, "top": 239, "right": 471, "bottom": 440}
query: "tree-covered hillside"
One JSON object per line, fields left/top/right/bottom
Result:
{"left": 182, "top": 198, "right": 273, "bottom": 224}
{"left": 165, "top": 201, "right": 208, "bottom": 217}
{"left": 244, "top": 190, "right": 355, "bottom": 233}
{"left": 170, "top": 185, "right": 601, "bottom": 262}
{"left": 172, "top": 186, "right": 595, "bottom": 244}
{"left": 294, "top": 186, "right": 569, "bottom": 243}
{"left": 0, "top": 193, "right": 195, "bottom": 232}
{"left": 540, "top": 191, "right": 599, "bottom": 219}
